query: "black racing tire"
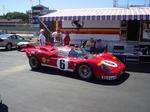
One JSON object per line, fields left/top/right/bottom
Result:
{"left": 29, "top": 56, "right": 41, "bottom": 70}
{"left": 77, "top": 64, "right": 93, "bottom": 80}
{"left": 6, "top": 43, "right": 12, "bottom": 50}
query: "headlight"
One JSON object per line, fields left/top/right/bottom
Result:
{"left": 100, "top": 64, "right": 112, "bottom": 73}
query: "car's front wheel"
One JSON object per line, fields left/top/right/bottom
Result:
{"left": 6, "top": 43, "right": 12, "bottom": 50}
{"left": 77, "top": 64, "right": 93, "bottom": 80}
{"left": 29, "top": 56, "right": 41, "bottom": 70}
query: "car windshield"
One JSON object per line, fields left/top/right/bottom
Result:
{"left": 16, "top": 35, "right": 25, "bottom": 40}
{"left": 58, "top": 47, "right": 71, "bottom": 56}
{"left": 68, "top": 48, "right": 93, "bottom": 58}
{"left": 57, "top": 47, "right": 93, "bottom": 58}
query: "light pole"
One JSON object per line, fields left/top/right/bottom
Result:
{"left": 113, "top": 0, "right": 118, "bottom": 7}
{"left": 2, "top": 5, "right": 5, "bottom": 16}
{"left": 127, "top": 0, "right": 129, "bottom": 7}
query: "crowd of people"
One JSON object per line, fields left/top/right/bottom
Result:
{"left": 38, "top": 28, "right": 106, "bottom": 53}
{"left": 38, "top": 29, "right": 70, "bottom": 46}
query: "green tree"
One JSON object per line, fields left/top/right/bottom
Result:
{"left": 5, "top": 12, "right": 29, "bottom": 21}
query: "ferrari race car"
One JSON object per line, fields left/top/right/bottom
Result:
{"left": 24, "top": 45, "right": 125, "bottom": 80}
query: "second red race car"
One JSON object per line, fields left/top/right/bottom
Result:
{"left": 24, "top": 45, "right": 125, "bottom": 80}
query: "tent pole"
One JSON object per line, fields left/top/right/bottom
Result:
{"left": 39, "top": 20, "right": 51, "bottom": 34}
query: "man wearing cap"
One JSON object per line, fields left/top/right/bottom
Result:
{"left": 38, "top": 29, "right": 46, "bottom": 45}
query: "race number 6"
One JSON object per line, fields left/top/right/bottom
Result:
{"left": 57, "top": 59, "right": 69, "bottom": 70}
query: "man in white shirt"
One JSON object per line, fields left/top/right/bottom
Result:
{"left": 52, "top": 29, "right": 63, "bottom": 46}
{"left": 38, "top": 29, "right": 46, "bottom": 45}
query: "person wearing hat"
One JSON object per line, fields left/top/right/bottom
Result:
{"left": 38, "top": 29, "right": 46, "bottom": 45}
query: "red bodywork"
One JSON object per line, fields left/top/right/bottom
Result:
{"left": 20, "top": 42, "right": 53, "bottom": 52}
{"left": 25, "top": 45, "right": 125, "bottom": 80}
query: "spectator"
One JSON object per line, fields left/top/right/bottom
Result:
{"left": 95, "top": 39, "right": 104, "bottom": 53}
{"left": 84, "top": 38, "right": 96, "bottom": 53}
{"left": 52, "top": 29, "right": 63, "bottom": 46}
{"left": 38, "top": 29, "right": 46, "bottom": 45}
{"left": 64, "top": 32, "right": 70, "bottom": 45}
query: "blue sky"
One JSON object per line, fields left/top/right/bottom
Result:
{"left": 0, "top": 0, "right": 148, "bottom": 15}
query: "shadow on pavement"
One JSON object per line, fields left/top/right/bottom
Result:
{"left": 0, "top": 103, "right": 8, "bottom": 112}
{"left": 0, "top": 48, "right": 16, "bottom": 52}
{"left": 89, "top": 72, "right": 130, "bottom": 86}
{"left": 31, "top": 67, "right": 130, "bottom": 86}
{"left": 125, "top": 63, "right": 150, "bottom": 73}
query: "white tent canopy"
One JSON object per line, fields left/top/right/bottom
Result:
{"left": 39, "top": 7, "right": 150, "bottom": 21}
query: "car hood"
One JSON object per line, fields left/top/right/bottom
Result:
{"left": 87, "top": 53, "right": 125, "bottom": 73}
{"left": 0, "top": 37, "right": 7, "bottom": 40}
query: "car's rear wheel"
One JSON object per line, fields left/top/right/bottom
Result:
{"left": 29, "top": 56, "right": 41, "bottom": 70}
{"left": 6, "top": 43, "right": 12, "bottom": 50}
{"left": 77, "top": 64, "right": 93, "bottom": 80}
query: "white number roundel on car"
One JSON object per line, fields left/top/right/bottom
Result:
{"left": 102, "top": 60, "right": 118, "bottom": 67}
{"left": 57, "top": 59, "right": 69, "bottom": 70}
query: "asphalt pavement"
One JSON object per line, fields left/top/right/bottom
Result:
{"left": 0, "top": 49, "right": 150, "bottom": 112}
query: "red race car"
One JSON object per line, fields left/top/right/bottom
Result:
{"left": 24, "top": 45, "right": 125, "bottom": 80}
